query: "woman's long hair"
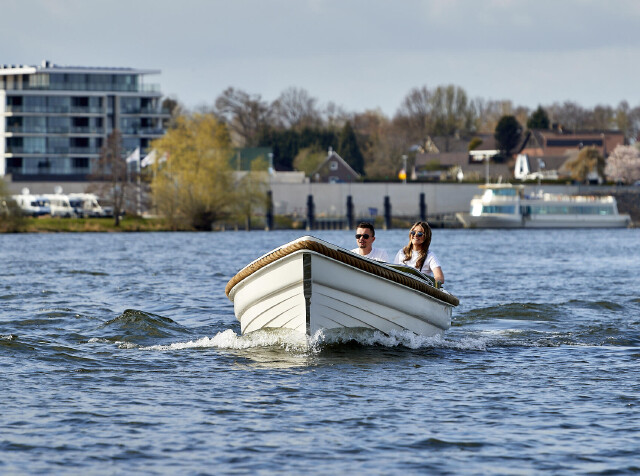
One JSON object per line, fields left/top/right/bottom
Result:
{"left": 402, "top": 221, "right": 432, "bottom": 271}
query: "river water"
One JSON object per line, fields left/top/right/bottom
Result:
{"left": 1, "top": 228, "right": 639, "bottom": 474}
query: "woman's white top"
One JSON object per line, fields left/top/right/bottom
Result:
{"left": 393, "top": 249, "right": 441, "bottom": 277}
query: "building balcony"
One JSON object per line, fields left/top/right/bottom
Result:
{"left": 4, "top": 105, "right": 104, "bottom": 114}
{"left": 5, "top": 146, "right": 101, "bottom": 155}
{"left": 120, "top": 127, "right": 165, "bottom": 136}
{"left": 4, "top": 126, "right": 103, "bottom": 134}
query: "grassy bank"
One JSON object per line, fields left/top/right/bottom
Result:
{"left": 2, "top": 216, "right": 183, "bottom": 233}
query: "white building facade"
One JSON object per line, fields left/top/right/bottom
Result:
{"left": 0, "top": 60, "right": 168, "bottom": 180}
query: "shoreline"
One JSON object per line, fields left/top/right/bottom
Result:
{"left": 1, "top": 216, "right": 636, "bottom": 233}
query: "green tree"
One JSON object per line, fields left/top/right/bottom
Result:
{"left": 468, "top": 137, "right": 483, "bottom": 151}
{"left": 338, "top": 121, "right": 364, "bottom": 174}
{"left": 293, "top": 147, "right": 326, "bottom": 176}
{"left": 233, "top": 156, "right": 269, "bottom": 230}
{"left": 527, "top": 106, "right": 550, "bottom": 130}
{"left": 0, "top": 179, "right": 25, "bottom": 232}
{"left": 494, "top": 115, "right": 523, "bottom": 156}
{"left": 150, "top": 114, "right": 234, "bottom": 230}
{"left": 563, "top": 146, "right": 603, "bottom": 183}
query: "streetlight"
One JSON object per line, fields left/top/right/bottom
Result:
{"left": 401, "top": 155, "right": 407, "bottom": 184}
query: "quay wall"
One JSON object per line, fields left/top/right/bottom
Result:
{"left": 7, "top": 179, "right": 637, "bottom": 221}
{"left": 270, "top": 183, "right": 582, "bottom": 218}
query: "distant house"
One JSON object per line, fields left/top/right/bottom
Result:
{"left": 312, "top": 148, "right": 360, "bottom": 183}
{"left": 414, "top": 134, "right": 510, "bottom": 182}
{"left": 515, "top": 127, "right": 625, "bottom": 181}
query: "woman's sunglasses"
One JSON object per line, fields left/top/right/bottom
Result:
{"left": 355, "top": 234, "right": 370, "bottom": 239}
{"left": 410, "top": 231, "right": 424, "bottom": 237}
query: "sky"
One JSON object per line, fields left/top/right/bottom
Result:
{"left": 3, "top": 0, "right": 640, "bottom": 116}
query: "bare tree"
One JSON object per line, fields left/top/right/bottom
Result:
{"left": 615, "top": 101, "right": 640, "bottom": 142}
{"left": 395, "top": 86, "right": 434, "bottom": 144}
{"left": 272, "top": 87, "right": 321, "bottom": 130}
{"left": 214, "top": 87, "right": 272, "bottom": 147}
{"left": 323, "top": 101, "right": 350, "bottom": 130}
{"left": 589, "top": 104, "right": 615, "bottom": 130}
{"left": 547, "top": 101, "right": 589, "bottom": 131}
{"left": 430, "top": 85, "right": 476, "bottom": 140}
{"left": 92, "top": 130, "right": 130, "bottom": 226}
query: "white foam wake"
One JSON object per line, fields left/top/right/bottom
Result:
{"left": 141, "top": 328, "right": 489, "bottom": 352}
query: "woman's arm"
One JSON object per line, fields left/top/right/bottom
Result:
{"left": 433, "top": 266, "right": 444, "bottom": 284}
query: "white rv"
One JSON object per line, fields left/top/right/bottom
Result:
{"left": 41, "top": 194, "right": 75, "bottom": 218}
{"left": 12, "top": 191, "right": 49, "bottom": 216}
{"left": 68, "top": 193, "right": 105, "bottom": 218}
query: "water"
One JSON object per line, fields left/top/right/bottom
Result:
{"left": 1, "top": 228, "right": 639, "bottom": 475}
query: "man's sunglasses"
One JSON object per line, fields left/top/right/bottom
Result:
{"left": 355, "top": 234, "right": 371, "bottom": 239}
{"left": 410, "top": 231, "right": 425, "bottom": 237}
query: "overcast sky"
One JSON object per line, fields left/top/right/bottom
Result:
{"left": 3, "top": 0, "right": 640, "bottom": 116}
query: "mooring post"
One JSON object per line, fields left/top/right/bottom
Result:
{"left": 384, "top": 195, "right": 392, "bottom": 230}
{"left": 346, "top": 195, "right": 354, "bottom": 230}
{"left": 306, "top": 194, "right": 315, "bottom": 231}
{"left": 420, "top": 192, "right": 427, "bottom": 222}
{"left": 265, "top": 190, "right": 274, "bottom": 231}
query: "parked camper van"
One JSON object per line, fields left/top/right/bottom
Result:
{"left": 68, "top": 193, "right": 105, "bottom": 218}
{"left": 12, "top": 193, "right": 49, "bottom": 216}
{"left": 42, "top": 194, "right": 75, "bottom": 217}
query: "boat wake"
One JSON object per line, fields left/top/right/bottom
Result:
{"left": 141, "top": 328, "right": 490, "bottom": 353}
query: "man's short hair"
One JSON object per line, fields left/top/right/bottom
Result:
{"left": 356, "top": 221, "right": 375, "bottom": 236}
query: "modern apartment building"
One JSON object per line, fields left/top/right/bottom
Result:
{"left": 0, "top": 60, "right": 169, "bottom": 180}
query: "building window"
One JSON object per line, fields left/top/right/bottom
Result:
{"left": 73, "top": 158, "right": 89, "bottom": 169}
{"left": 330, "top": 161, "right": 338, "bottom": 171}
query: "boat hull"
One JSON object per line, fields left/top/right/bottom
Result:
{"left": 457, "top": 212, "right": 630, "bottom": 228}
{"left": 227, "top": 238, "right": 457, "bottom": 337}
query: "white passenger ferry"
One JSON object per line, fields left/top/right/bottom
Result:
{"left": 456, "top": 184, "right": 631, "bottom": 228}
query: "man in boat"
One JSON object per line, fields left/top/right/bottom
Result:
{"left": 351, "top": 221, "right": 390, "bottom": 262}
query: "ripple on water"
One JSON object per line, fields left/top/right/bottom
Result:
{"left": 99, "top": 309, "right": 191, "bottom": 344}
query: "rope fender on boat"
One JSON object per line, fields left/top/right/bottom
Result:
{"left": 225, "top": 240, "right": 460, "bottom": 307}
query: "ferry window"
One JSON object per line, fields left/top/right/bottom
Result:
{"left": 493, "top": 189, "right": 516, "bottom": 196}
{"left": 482, "top": 205, "right": 515, "bottom": 214}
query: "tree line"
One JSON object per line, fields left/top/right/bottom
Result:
{"left": 162, "top": 84, "right": 640, "bottom": 180}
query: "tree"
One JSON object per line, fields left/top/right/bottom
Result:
{"left": 604, "top": 145, "right": 640, "bottom": 184}
{"left": 92, "top": 130, "right": 130, "bottom": 226}
{"left": 395, "top": 84, "right": 476, "bottom": 145}
{"left": 150, "top": 114, "right": 234, "bottom": 230}
{"left": 293, "top": 147, "right": 326, "bottom": 177}
{"left": 563, "top": 146, "right": 603, "bottom": 183}
{"left": 395, "top": 86, "right": 433, "bottom": 144}
{"left": 214, "top": 87, "right": 272, "bottom": 147}
{"left": 547, "top": 101, "right": 589, "bottom": 131}
{"left": 0, "top": 178, "right": 25, "bottom": 232}
{"left": 162, "top": 96, "right": 185, "bottom": 129}
{"left": 527, "top": 106, "right": 550, "bottom": 130}
{"left": 589, "top": 104, "right": 615, "bottom": 130}
{"left": 338, "top": 121, "right": 365, "bottom": 174}
{"left": 271, "top": 87, "right": 321, "bottom": 130}
{"left": 430, "top": 84, "right": 476, "bottom": 140}
{"left": 494, "top": 115, "right": 522, "bottom": 156}
{"left": 468, "top": 137, "right": 483, "bottom": 151}
{"left": 233, "top": 156, "right": 269, "bottom": 230}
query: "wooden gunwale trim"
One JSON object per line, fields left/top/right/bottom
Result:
{"left": 225, "top": 240, "right": 460, "bottom": 307}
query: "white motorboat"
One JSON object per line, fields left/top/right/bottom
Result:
{"left": 225, "top": 236, "right": 459, "bottom": 337}
{"left": 456, "top": 184, "right": 631, "bottom": 228}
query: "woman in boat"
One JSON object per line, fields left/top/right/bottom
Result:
{"left": 393, "top": 221, "right": 445, "bottom": 285}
